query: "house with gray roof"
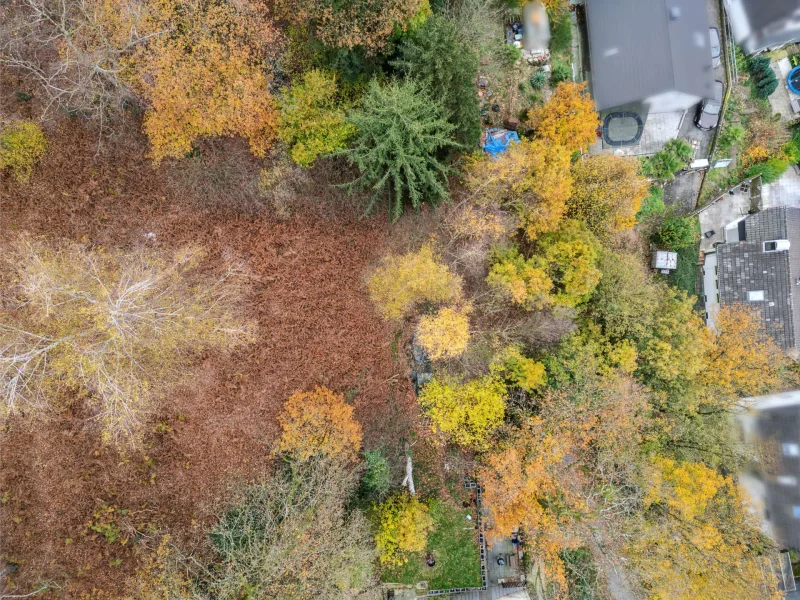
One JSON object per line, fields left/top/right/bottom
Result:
{"left": 701, "top": 206, "right": 800, "bottom": 354}
{"left": 585, "top": 0, "right": 715, "bottom": 147}
{"left": 726, "top": 0, "right": 800, "bottom": 55}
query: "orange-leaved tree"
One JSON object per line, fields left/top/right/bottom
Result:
{"left": 700, "top": 303, "right": 786, "bottom": 402}
{"left": 137, "top": 0, "right": 283, "bottom": 163}
{"left": 568, "top": 154, "right": 649, "bottom": 239}
{"left": 466, "top": 138, "right": 573, "bottom": 239}
{"left": 528, "top": 82, "right": 599, "bottom": 152}
{"left": 276, "top": 386, "right": 363, "bottom": 462}
{"left": 478, "top": 417, "right": 584, "bottom": 598}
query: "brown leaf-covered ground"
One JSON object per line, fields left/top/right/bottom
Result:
{"left": 0, "top": 120, "right": 420, "bottom": 597}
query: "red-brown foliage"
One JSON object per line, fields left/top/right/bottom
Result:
{"left": 0, "top": 121, "right": 416, "bottom": 596}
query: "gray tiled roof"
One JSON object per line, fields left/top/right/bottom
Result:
{"left": 585, "top": 0, "right": 714, "bottom": 111}
{"left": 757, "top": 405, "right": 800, "bottom": 550}
{"left": 716, "top": 207, "right": 800, "bottom": 351}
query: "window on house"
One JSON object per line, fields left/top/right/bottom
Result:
{"left": 783, "top": 443, "right": 800, "bottom": 456}
{"left": 748, "top": 290, "right": 765, "bottom": 301}
{"left": 778, "top": 476, "right": 798, "bottom": 486}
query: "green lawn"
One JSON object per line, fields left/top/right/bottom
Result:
{"left": 382, "top": 498, "right": 483, "bottom": 590}
{"left": 668, "top": 242, "right": 700, "bottom": 298}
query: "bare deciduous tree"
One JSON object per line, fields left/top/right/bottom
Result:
{"left": 0, "top": 235, "right": 253, "bottom": 446}
{"left": 0, "top": 0, "right": 164, "bottom": 120}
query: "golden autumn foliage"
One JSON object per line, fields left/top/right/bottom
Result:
{"left": 628, "top": 458, "right": 779, "bottom": 600}
{"left": 490, "top": 345, "right": 547, "bottom": 392}
{"left": 700, "top": 303, "right": 786, "bottom": 400}
{"left": 137, "top": 0, "right": 282, "bottom": 163}
{"left": 368, "top": 244, "right": 462, "bottom": 320}
{"left": 528, "top": 82, "right": 599, "bottom": 151}
{"left": 416, "top": 305, "right": 471, "bottom": 360}
{"left": 568, "top": 154, "right": 649, "bottom": 239}
{"left": 276, "top": 386, "right": 363, "bottom": 462}
{"left": 0, "top": 236, "right": 252, "bottom": 447}
{"left": 466, "top": 138, "right": 573, "bottom": 239}
{"left": 275, "top": 0, "right": 426, "bottom": 55}
{"left": 487, "top": 221, "right": 601, "bottom": 311}
{"left": 0, "top": 120, "right": 48, "bottom": 183}
{"left": 375, "top": 493, "right": 434, "bottom": 566}
{"left": 418, "top": 375, "right": 506, "bottom": 449}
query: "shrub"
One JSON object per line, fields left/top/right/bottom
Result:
{"left": 749, "top": 56, "right": 779, "bottom": 98}
{"left": 416, "top": 305, "right": 471, "bottom": 360}
{"left": 417, "top": 375, "right": 506, "bottom": 448}
{"left": 342, "top": 79, "right": 459, "bottom": 220}
{"left": 529, "top": 70, "right": 547, "bottom": 90}
{"left": 276, "top": 386, "right": 363, "bottom": 462}
{"left": 717, "top": 123, "right": 745, "bottom": 154}
{"left": 360, "top": 450, "right": 391, "bottom": 500}
{"left": 278, "top": 69, "right": 357, "bottom": 167}
{"left": 637, "top": 187, "right": 666, "bottom": 219}
{"left": 654, "top": 216, "right": 699, "bottom": 250}
{"left": 640, "top": 139, "right": 692, "bottom": 182}
{"left": 500, "top": 43, "right": 522, "bottom": 66}
{"left": 368, "top": 244, "right": 463, "bottom": 320}
{"left": 550, "top": 59, "right": 571, "bottom": 85}
{"left": 375, "top": 493, "right": 434, "bottom": 566}
{"left": 0, "top": 120, "right": 47, "bottom": 183}
{"left": 394, "top": 14, "right": 481, "bottom": 147}
{"left": 745, "top": 156, "right": 790, "bottom": 184}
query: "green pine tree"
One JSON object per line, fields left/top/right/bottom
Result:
{"left": 393, "top": 14, "right": 481, "bottom": 148}
{"left": 341, "top": 79, "right": 459, "bottom": 221}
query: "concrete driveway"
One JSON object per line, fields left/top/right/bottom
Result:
{"left": 665, "top": 0, "right": 728, "bottom": 209}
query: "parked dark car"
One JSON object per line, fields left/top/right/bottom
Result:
{"left": 710, "top": 27, "right": 721, "bottom": 68}
{"left": 695, "top": 80, "right": 724, "bottom": 131}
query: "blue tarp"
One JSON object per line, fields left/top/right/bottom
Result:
{"left": 482, "top": 128, "right": 520, "bottom": 158}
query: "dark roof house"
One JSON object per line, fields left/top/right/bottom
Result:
{"left": 585, "top": 0, "right": 715, "bottom": 113}
{"left": 715, "top": 207, "right": 800, "bottom": 353}
{"left": 726, "top": 0, "right": 800, "bottom": 55}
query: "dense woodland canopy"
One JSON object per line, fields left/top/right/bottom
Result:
{"left": 0, "top": 0, "right": 795, "bottom": 599}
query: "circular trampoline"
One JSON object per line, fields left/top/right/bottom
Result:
{"left": 789, "top": 66, "right": 800, "bottom": 94}
{"left": 602, "top": 111, "right": 644, "bottom": 146}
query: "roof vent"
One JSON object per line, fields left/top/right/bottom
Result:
{"left": 669, "top": 6, "right": 681, "bottom": 20}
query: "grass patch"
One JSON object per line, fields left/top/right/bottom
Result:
{"left": 668, "top": 240, "right": 700, "bottom": 298}
{"left": 381, "top": 498, "right": 482, "bottom": 589}
{"left": 549, "top": 8, "right": 572, "bottom": 59}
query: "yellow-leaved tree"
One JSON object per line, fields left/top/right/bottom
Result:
{"left": 375, "top": 492, "right": 434, "bottom": 566}
{"left": 627, "top": 458, "right": 779, "bottom": 600}
{"left": 137, "top": 0, "right": 282, "bottom": 163}
{"left": 276, "top": 386, "right": 363, "bottom": 462}
{"left": 527, "top": 82, "right": 599, "bottom": 151}
{"left": 568, "top": 154, "right": 649, "bottom": 239}
{"left": 418, "top": 375, "right": 506, "bottom": 448}
{"left": 416, "top": 305, "right": 471, "bottom": 360}
{"left": 0, "top": 235, "right": 252, "bottom": 446}
{"left": 466, "top": 138, "right": 573, "bottom": 239}
{"left": 368, "top": 244, "right": 462, "bottom": 320}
